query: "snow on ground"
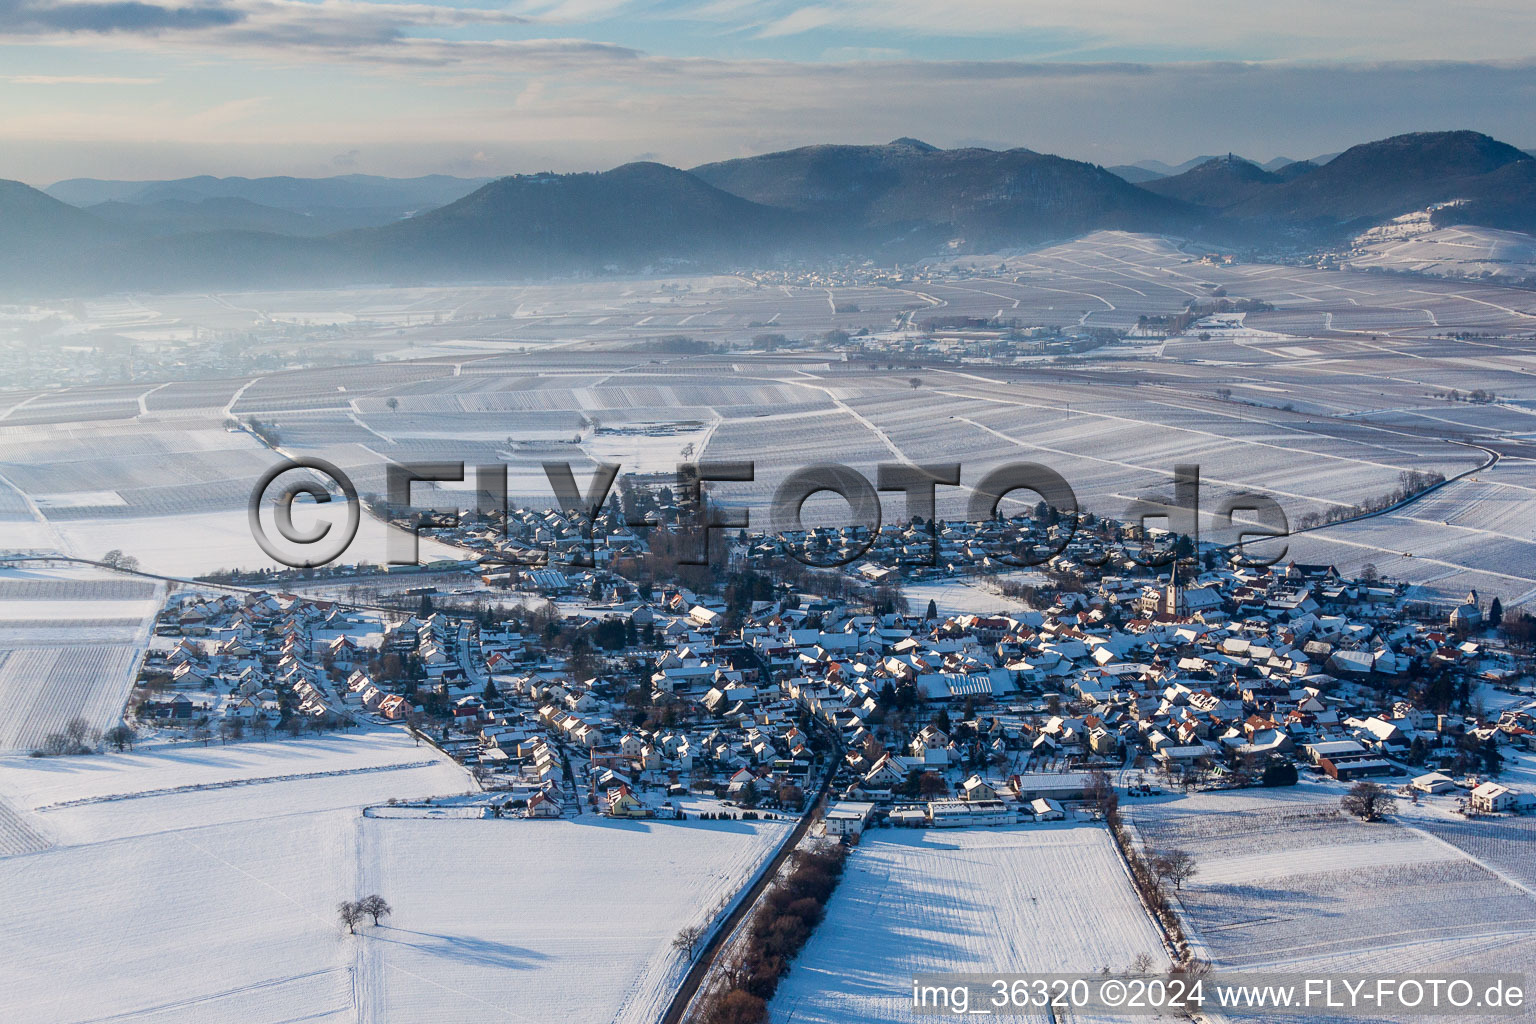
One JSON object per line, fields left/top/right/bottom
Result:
{"left": 901, "top": 571, "right": 1048, "bottom": 618}
{"left": 769, "top": 824, "right": 1166, "bottom": 1024}
{"left": 0, "top": 730, "right": 787, "bottom": 1024}
{"left": 0, "top": 728, "right": 462, "bottom": 816}
{"left": 1412, "top": 813, "right": 1536, "bottom": 894}
{"left": 0, "top": 564, "right": 162, "bottom": 752}
{"left": 0, "top": 730, "right": 473, "bottom": 1024}
{"left": 1128, "top": 787, "right": 1536, "bottom": 974}
{"left": 0, "top": 791, "right": 50, "bottom": 856}
{"left": 357, "top": 812, "right": 792, "bottom": 1024}
{"left": 50, "top": 508, "right": 469, "bottom": 578}
{"left": 4, "top": 809, "right": 361, "bottom": 1024}
{"left": 583, "top": 423, "right": 714, "bottom": 474}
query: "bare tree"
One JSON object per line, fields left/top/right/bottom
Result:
{"left": 1130, "top": 952, "right": 1156, "bottom": 974}
{"left": 338, "top": 900, "right": 364, "bottom": 934}
{"left": 908, "top": 377, "right": 923, "bottom": 390}
{"left": 1151, "top": 848, "right": 1199, "bottom": 890}
{"left": 672, "top": 923, "right": 706, "bottom": 961}
{"left": 1341, "top": 780, "right": 1395, "bottom": 822}
{"left": 359, "top": 894, "right": 392, "bottom": 926}
{"left": 1084, "top": 768, "right": 1117, "bottom": 817}
{"left": 1172, "top": 957, "right": 1214, "bottom": 978}
{"left": 104, "top": 724, "right": 136, "bottom": 752}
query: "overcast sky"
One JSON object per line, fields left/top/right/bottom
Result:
{"left": 3, "top": 0, "right": 1535, "bottom": 183}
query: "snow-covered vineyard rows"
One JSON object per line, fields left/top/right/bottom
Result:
{"left": 1417, "top": 815, "right": 1536, "bottom": 893}
{"left": 0, "top": 793, "right": 50, "bottom": 856}
{"left": 1130, "top": 791, "right": 1536, "bottom": 979}
{"left": 0, "top": 567, "right": 162, "bottom": 753}
{"left": 3, "top": 230, "right": 1534, "bottom": 603}
{"left": 0, "top": 644, "right": 147, "bottom": 752}
{"left": 769, "top": 826, "right": 1167, "bottom": 1024}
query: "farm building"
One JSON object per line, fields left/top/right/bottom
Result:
{"left": 1303, "top": 738, "right": 1369, "bottom": 764}
{"left": 927, "top": 799, "right": 1012, "bottom": 828}
{"left": 1318, "top": 753, "right": 1395, "bottom": 781}
{"left": 1412, "top": 771, "right": 1458, "bottom": 794}
{"left": 1030, "top": 798, "right": 1066, "bottom": 820}
{"left": 1008, "top": 772, "right": 1096, "bottom": 801}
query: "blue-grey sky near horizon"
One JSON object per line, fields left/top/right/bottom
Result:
{"left": 2, "top": 0, "right": 1535, "bottom": 183}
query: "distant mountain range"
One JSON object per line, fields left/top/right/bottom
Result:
{"left": 4, "top": 131, "right": 1536, "bottom": 295}
{"left": 41, "top": 173, "right": 493, "bottom": 240}
{"left": 1111, "top": 153, "right": 1337, "bottom": 182}
{"left": 1141, "top": 132, "right": 1535, "bottom": 233}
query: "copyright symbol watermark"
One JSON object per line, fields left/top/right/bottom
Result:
{"left": 247, "top": 458, "right": 360, "bottom": 568}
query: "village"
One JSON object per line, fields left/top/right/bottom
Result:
{"left": 127, "top": 494, "right": 1536, "bottom": 838}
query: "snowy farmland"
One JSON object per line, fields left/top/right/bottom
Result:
{"left": 0, "top": 729, "right": 789, "bottom": 1024}
{"left": 357, "top": 813, "right": 791, "bottom": 1024}
{"left": 0, "top": 564, "right": 162, "bottom": 753}
{"left": 1128, "top": 789, "right": 1536, "bottom": 978}
{"left": 0, "top": 731, "right": 464, "bottom": 1024}
{"left": 6, "top": 234, "right": 1536, "bottom": 603}
{"left": 768, "top": 824, "right": 1167, "bottom": 1024}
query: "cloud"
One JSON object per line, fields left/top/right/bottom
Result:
{"left": 4, "top": 72, "right": 161, "bottom": 82}
{"left": 819, "top": 46, "right": 906, "bottom": 62}
{"left": 0, "top": 0, "right": 535, "bottom": 50}
{"left": 744, "top": 0, "right": 1536, "bottom": 61}
{"left": 332, "top": 147, "right": 359, "bottom": 167}
{"left": 0, "top": 0, "right": 244, "bottom": 34}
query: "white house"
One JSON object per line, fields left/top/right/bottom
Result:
{"left": 824, "top": 801, "right": 876, "bottom": 837}
{"left": 1470, "top": 781, "right": 1517, "bottom": 813}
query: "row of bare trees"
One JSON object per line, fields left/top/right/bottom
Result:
{"left": 32, "top": 717, "right": 136, "bottom": 757}
{"left": 689, "top": 844, "right": 848, "bottom": 1024}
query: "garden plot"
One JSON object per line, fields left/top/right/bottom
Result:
{"left": 359, "top": 812, "right": 792, "bottom": 1024}
{"left": 768, "top": 825, "right": 1166, "bottom": 1024}
{"left": 1129, "top": 791, "right": 1536, "bottom": 973}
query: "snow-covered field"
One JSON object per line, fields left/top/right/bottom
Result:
{"left": 769, "top": 824, "right": 1167, "bottom": 1024}
{"left": 49, "top": 505, "right": 470, "bottom": 578}
{"left": 0, "top": 728, "right": 788, "bottom": 1024}
{"left": 0, "top": 564, "right": 163, "bottom": 752}
{"left": 0, "top": 730, "right": 471, "bottom": 1024}
{"left": 1129, "top": 788, "right": 1536, "bottom": 974}
{"left": 357, "top": 813, "right": 791, "bottom": 1024}
{"left": 901, "top": 571, "right": 1047, "bottom": 618}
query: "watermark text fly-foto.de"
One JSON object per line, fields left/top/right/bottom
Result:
{"left": 248, "top": 457, "right": 1292, "bottom": 570}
